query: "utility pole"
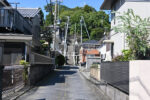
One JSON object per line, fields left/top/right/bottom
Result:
{"left": 73, "top": 23, "right": 77, "bottom": 65}
{"left": 53, "top": 0, "right": 57, "bottom": 68}
{"left": 64, "top": 16, "right": 70, "bottom": 59}
{"left": 80, "top": 19, "right": 83, "bottom": 45}
{"left": 80, "top": 16, "right": 90, "bottom": 45}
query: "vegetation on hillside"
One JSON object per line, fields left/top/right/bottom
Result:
{"left": 44, "top": 5, "right": 110, "bottom": 41}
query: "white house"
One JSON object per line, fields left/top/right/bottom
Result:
{"left": 100, "top": 0, "right": 150, "bottom": 60}
{"left": 98, "top": 36, "right": 113, "bottom": 61}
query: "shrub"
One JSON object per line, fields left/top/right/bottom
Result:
{"left": 91, "top": 64, "right": 99, "bottom": 68}
{"left": 20, "top": 60, "right": 29, "bottom": 85}
{"left": 112, "top": 55, "right": 125, "bottom": 62}
{"left": 55, "top": 55, "right": 65, "bottom": 66}
{"left": 112, "top": 49, "right": 133, "bottom": 62}
{"left": 113, "top": 9, "right": 150, "bottom": 59}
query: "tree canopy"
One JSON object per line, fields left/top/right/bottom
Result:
{"left": 44, "top": 4, "right": 110, "bottom": 41}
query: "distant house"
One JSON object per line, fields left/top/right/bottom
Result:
{"left": 97, "top": 36, "right": 113, "bottom": 61}
{"left": 100, "top": 0, "right": 150, "bottom": 60}
{"left": 79, "top": 40, "right": 100, "bottom": 68}
{"left": 17, "top": 8, "right": 42, "bottom": 47}
{"left": 0, "top": 0, "right": 42, "bottom": 65}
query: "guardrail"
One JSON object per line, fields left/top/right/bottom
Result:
{"left": 0, "top": 8, "right": 32, "bottom": 34}
{"left": 30, "top": 52, "right": 55, "bottom": 65}
{"left": 101, "top": 62, "right": 129, "bottom": 93}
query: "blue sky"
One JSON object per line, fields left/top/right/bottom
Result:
{"left": 8, "top": 0, "right": 105, "bottom": 17}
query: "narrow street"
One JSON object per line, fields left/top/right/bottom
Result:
{"left": 17, "top": 66, "right": 102, "bottom": 100}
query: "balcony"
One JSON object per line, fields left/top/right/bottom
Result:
{"left": 0, "top": 8, "right": 32, "bottom": 34}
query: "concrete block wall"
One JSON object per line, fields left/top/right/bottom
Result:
{"left": 28, "top": 64, "right": 53, "bottom": 86}
{"left": 98, "top": 83, "right": 129, "bottom": 100}
{"left": 129, "top": 61, "right": 150, "bottom": 100}
{"left": 100, "top": 60, "right": 150, "bottom": 100}
{"left": 86, "top": 57, "right": 101, "bottom": 69}
{"left": 90, "top": 68, "right": 100, "bottom": 81}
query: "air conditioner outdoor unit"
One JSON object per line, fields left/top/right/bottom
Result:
{"left": 101, "top": 54, "right": 106, "bottom": 60}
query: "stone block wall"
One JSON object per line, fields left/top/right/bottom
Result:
{"left": 90, "top": 68, "right": 100, "bottom": 81}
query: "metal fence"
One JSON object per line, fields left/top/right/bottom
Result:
{"left": 101, "top": 62, "right": 129, "bottom": 93}
{"left": 2, "top": 66, "right": 24, "bottom": 95}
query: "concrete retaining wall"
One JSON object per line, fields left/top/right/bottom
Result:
{"left": 86, "top": 57, "right": 100, "bottom": 69}
{"left": 90, "top": 68, "right": 100, "bottom": 81}
{"left": 98, "top": 83, "right": 129, "bottom": 100}
{"left": 129, "top": 61, "right": 150, "bottom": 100}
{"left": 28, "top": 64, "right": 53, "bottom": 86}
{"left": 101, "top": 62, "right": 129, "bottom": 93}
{"left": 100, "top": 60, "right": 150, "bottom": 100}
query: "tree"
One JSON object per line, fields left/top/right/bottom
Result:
{"left": 44, "top": 4, "right": 110, "bottom": 41}
{"left": 83, "top": 5, "right": 96, "bottom": 13}
{"left": 113, "top": 9, "right": 150, "bottom": 59}
{"left": 41, "top": 27, "right": 53, "bottom": 56}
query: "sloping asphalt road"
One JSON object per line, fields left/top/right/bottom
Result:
{"left": 17, "top": 66, "right": 103, "bottom": 100}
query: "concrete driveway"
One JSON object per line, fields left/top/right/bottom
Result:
{"left": 17, "top": 66, "right": 104, "bottom": 100}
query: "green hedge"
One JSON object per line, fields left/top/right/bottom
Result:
{"left": 55, "top": 55, "right": 65, "bottom": 66}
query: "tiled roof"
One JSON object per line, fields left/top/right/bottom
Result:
{"left": 17, "top": 8, "right": 40, "bottom": 18}
{"left": 87, "top": 49, "right": 100, "bottom": 55}
{"left": 80, "top": 49, "right": 100, "bottom": 55}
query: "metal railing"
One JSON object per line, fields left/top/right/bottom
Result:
{"left": 0, "top": 8, "right": 32, "bottom": 34}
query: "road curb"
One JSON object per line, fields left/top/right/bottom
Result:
{"left": 79, "top": 70, "right": 111, "bottom": 100}
{"left": 11, "top": 86, "right": 33, "bottom": 100}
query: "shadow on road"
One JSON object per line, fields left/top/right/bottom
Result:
{"left": 35, "top": 66, "right": 78, "bottom": 87}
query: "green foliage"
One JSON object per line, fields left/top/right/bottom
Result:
{"left": 112, "top": 49, "right": 133, "bottom": 62}
{"left": 113, "top": 9, "right": 150, "bottom": 59}
{"left": 91, "top": 64, "right": 99, "bottom": 68}
{"left": 41, "top": 28, "right": 53, "bottom": 44}
{"left": 122, "top": 49, "right": 132, "bottom": 61}
{"left": 90, "top": 28, "right": 104, "bottom": 40}
{"left": 112, "top": 55, "right": 125, "bottom": 62}
{"left": 55, "top": 55, "right": 65, "bottom": 66}
{"left": 40, "top": 40, "right": 49, "bottom": 54}
{"left": 40, "top": 27, "right": 53, "bottom": 55}
{"left": 39, "top": 8, "right": 44, "bottom": 26}
{"left": 20, "top": 60, "right": 29, "bottom": 85}
{"left": 44, "top": 4, "right": 110, "bottom": 41}
{"left": 20, "top": 60, "right": 29, "bottom": 67}
{"left": 83, "top": 5, "right": 96, "bottom": 13}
